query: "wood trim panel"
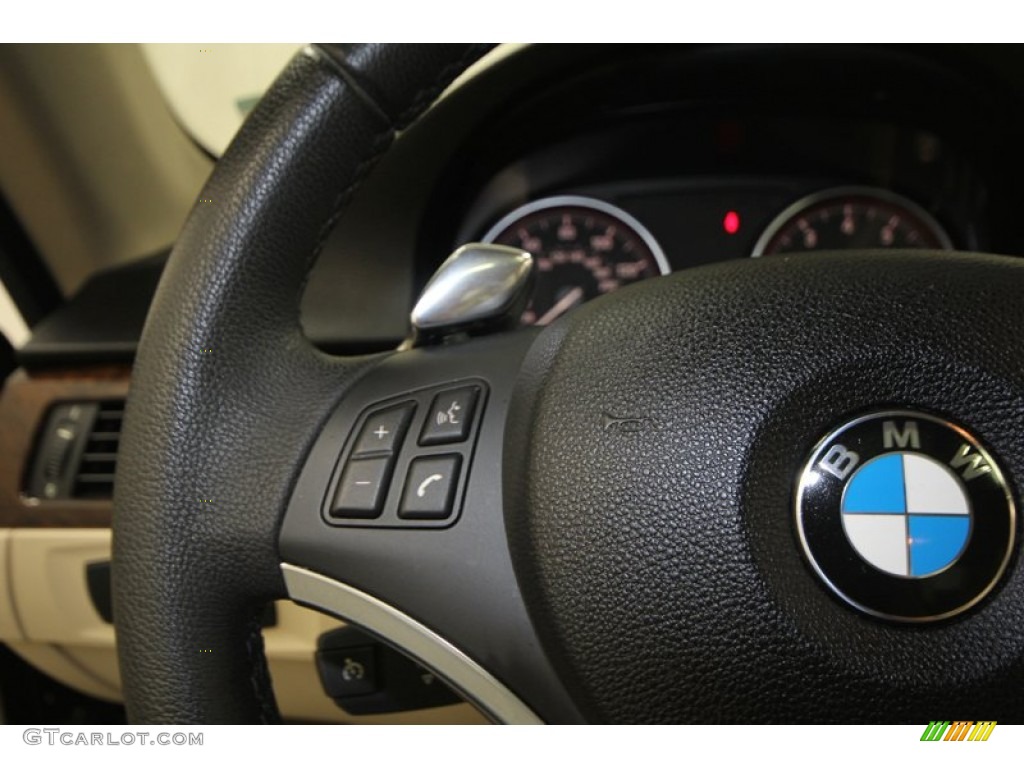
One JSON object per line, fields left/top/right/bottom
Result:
{"left": 0, "top": 367, "right": 129, "bottom": 527}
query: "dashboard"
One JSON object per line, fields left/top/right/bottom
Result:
{"left": 6, "top": 43, "right": 1024, "bottom": 723}
{"left": 434, "top": 49, "right": 998, "bottom": 328}
{"left": 295, "top": 45, "right": 1020, "bottom": 353}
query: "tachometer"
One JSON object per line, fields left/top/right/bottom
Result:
{"left": 752, "top": 187, "right": 952, "bottom": 257}
{"left": 482, "top": 196, "right": 669, "bottom": 325}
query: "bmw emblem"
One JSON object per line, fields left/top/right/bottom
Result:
{"left": 796, "top": 411, "right": 1015, "bottom": 622}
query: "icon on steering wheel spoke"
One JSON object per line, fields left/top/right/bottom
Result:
{"left": 417, "top": 474, "right": 444, "bottom": 498}
{"left": 436, "top": 400, "right": 462, "bottom": 426}
{"left": 795, "top": 410, "right": 1015, "bottom": 622}
{"left": 341, "top": 657, "right": 365, "bottom": 682}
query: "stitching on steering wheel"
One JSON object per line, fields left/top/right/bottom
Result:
{"left": 244, "top": 613, "right": 276, "bottom": 725}
{"left": 300, "top": 44, "right": 493, "bottom": 310}
{"left": 393, "top": 44, "right": 495, "bottom": 128}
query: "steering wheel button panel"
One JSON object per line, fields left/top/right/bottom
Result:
{"left": 420, "top": 386, "right": 479, "bottom": 445}
{"left": 322, "top": 380, "right": 488, "bottom": 529}
{"left": 352, "top": 402, "right": 415, "bottom": 456}
{"left": 400, "top": 455, "right": 462, "bottom": 519}
{"left": 330, "top": 457, "right": 391, "bottom": 519}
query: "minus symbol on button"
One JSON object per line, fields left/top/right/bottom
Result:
{"left": 354, "top": 481, "right": 371, "bottom": 486}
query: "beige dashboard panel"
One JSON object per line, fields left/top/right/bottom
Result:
{"left": 9, "top": 528, "right": 115, "bottom": 645}
{"left": 2, "top": 528, "right": 487, "bottom": 723}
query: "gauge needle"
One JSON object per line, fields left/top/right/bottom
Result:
{"left": 536, "top": 286, "right": 585, "bottom": 325}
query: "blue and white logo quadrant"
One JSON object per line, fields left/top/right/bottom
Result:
{"left": 842, "top": 453, "right": 905, "bottom": 513}
{"left": 908, "top": 515, "right": 970, "bottom": 577}
{"left": 903, "top": 454, "right": 968, "bottom": 515}
{"left": 842, "top": 513, "right": 909, "bottom": 576}
{"left": 841, "top": 452, "right": 971, "bottom": 578}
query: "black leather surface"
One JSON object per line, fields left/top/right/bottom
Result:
{"left": 113, "top": 44, "right": 491, "bottom": 724}
{"left": 506, "top": 251, "right": 1024, "bottom": 722}
{"left": 19, "top": 252, "right": 166, "bottom": 365}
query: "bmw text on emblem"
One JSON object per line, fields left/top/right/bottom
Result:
{"left": 795, "top": 411, "right": 1015, "bottom": 621}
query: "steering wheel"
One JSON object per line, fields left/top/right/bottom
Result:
{"left": 113, "top": 43, "right": 1024, "bottom": 724}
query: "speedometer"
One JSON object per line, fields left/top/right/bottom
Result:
{"left": 752, "top": 187, "right": 953, "bottom": 257}
{"left": 482, "top": 196, "right": 669, "bottom": 326}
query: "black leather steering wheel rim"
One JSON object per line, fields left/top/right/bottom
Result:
{"left": 113, "top": 44, "right": 493, "bottom": 724}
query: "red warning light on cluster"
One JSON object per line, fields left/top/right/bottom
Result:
{"left": 723, "top": 210, "right": 741, "bottom": 235}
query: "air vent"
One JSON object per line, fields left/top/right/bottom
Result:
{"left": 73, "top": 401, "right": 124, "bottom": 499}
{"left": 27, "top": 399, "right": 124, "bottom": 500}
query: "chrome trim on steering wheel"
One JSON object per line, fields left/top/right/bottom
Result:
{"left": 281, "top": 563, "right": 544, "bottom": 725}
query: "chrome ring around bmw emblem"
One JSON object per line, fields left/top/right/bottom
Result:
{"left": 795, "top": 410, "right": 1015, "bottom": 622}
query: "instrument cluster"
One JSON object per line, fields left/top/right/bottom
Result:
{"left": 429, "top": 47, "right": 1000, "bottom": 330}
{"left": 474, "top": 183, "right": 959, "bottom": 326}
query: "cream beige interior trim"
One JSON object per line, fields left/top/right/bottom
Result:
{"left": 1, "top": 528, "right": 486, "bottom": 723}
{"left": 0, "top": 281, "right": 29, "bottom": 348}
{"left": 9, "top": 528, "right": 115, "bottom": 646}
{"left": 2, "top": 528, "right": 121, "bottom": 701}
{"left": 142, "top": 44, "right": 303, "bottom": 158}
{"left": 0, "top": 529, "right": 19, "bottom": 639}
{"left": 282, "top": 563, "right": 544, "bottom": 725}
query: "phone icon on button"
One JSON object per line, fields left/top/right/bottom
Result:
{"left": 416, "top": 474, "right": 444, "bottom": 497}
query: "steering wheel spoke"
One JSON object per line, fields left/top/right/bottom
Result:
{"left": 279, "top": 330, "right": 580, "bottom": 724}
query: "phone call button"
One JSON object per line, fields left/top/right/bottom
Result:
{"left": 399, "top": 455, "right": 462, "bottom": 519}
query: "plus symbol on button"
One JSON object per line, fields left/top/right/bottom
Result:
{"left": 374, "top": 426, "right": 389, "bottom": 440}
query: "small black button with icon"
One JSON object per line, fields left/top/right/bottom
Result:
{"left": 330, "top": 457, "right": 390, "bottom": 518}
{"left": 419, "top": 387, "right": 479, "bottom": 445}
{"left": 400, "top": 455, "right": 461, "bottom": 519}
{"left": 353, "top": 402, "right": 414, "bottom": 456}
{"left": 316, "top": 644, "right": 378, "bottom": 698}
